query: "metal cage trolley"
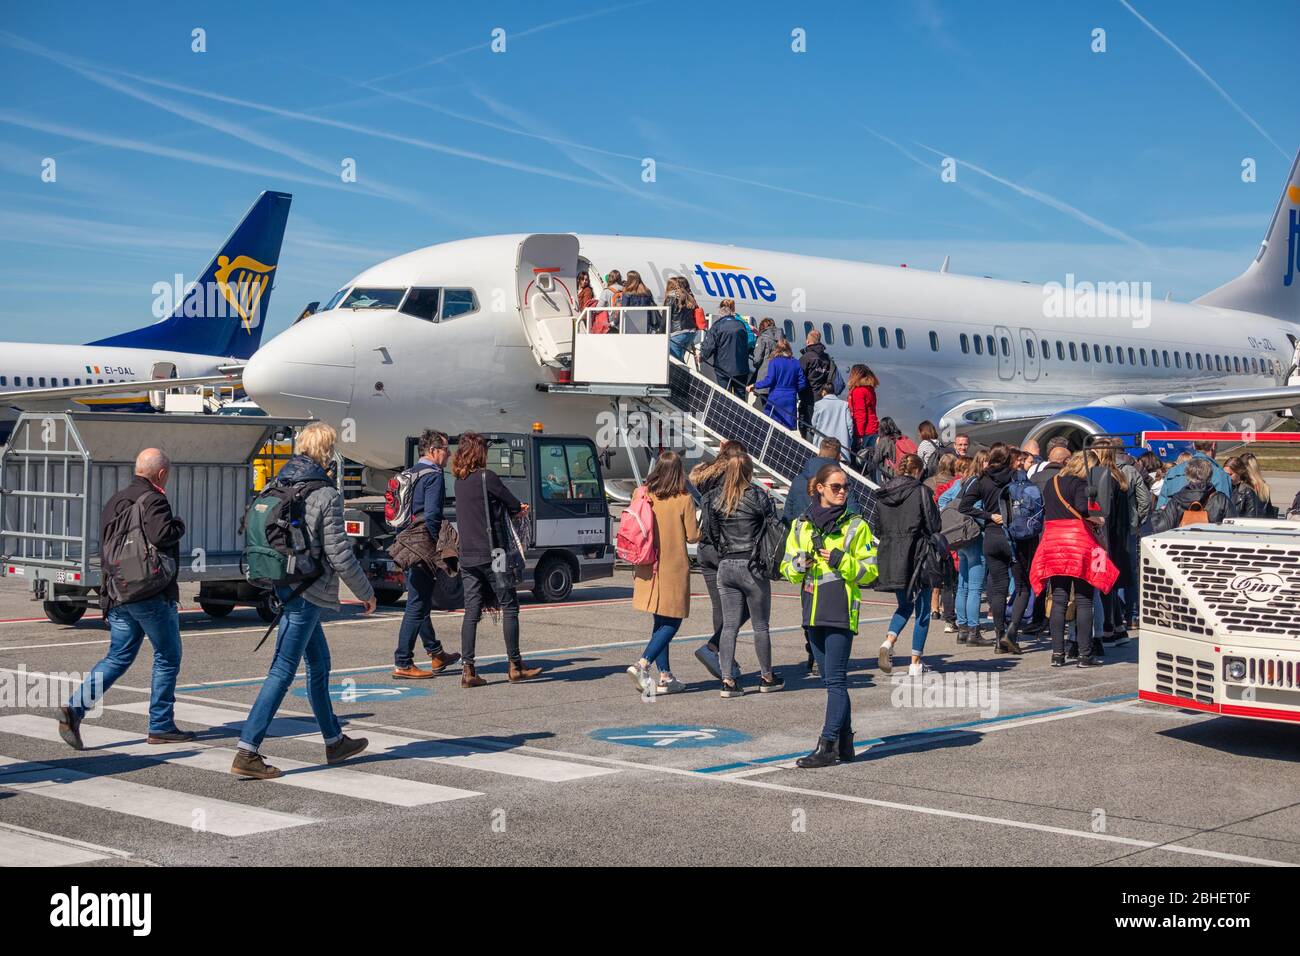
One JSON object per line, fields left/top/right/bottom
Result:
{"left": 1, "top": 411, "right": 309, "bottom": 625}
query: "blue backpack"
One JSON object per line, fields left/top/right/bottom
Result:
{"left": 1007, "top": 475, "right": 1044, "bottom": 541}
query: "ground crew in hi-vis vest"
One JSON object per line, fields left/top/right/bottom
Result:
{"left": 780, "top": 461, "right": 878, "bottom": 769}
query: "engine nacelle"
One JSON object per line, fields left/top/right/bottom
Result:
{"left": 1022, "top": 407, "right": 1188, "bottom": 461}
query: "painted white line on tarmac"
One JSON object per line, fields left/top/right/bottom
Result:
{"left": 0, "top": 824, "right": 111, "bottom": 866}
{"left": 0, "top": 714, "right": 481, "bottom": 808}
{"left": 107, "top": 701, "right": 618, "bottom": 783}
{"left": 0, "top": 754, "right": 314, "bottom": 836}
{"left": 723, "top": 775, "right": 1295, "bottom": 867}
{"left": 0, "top": 820, "right": 134, "bottom": 861}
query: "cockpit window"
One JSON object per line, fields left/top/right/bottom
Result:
{"left": 341, "top": 287, "right": 405, "bottom": 310}
{"left": 442, "top": 288, "right": 477, "bottom": 319}
{"left": 323, "top": 288, "right": 349, "bottom": 311}
{"left": 400, "top": 288, "right": 440, "bottom": 321}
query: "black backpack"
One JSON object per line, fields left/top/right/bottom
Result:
{"left": 101, "top": 497, "right": 176, "bottom": 605}
{"left": 750, "top": 514, "right": 789, "bottom": 581}
{"left": 805, "top": 350, "right": 835, "bottom": 392}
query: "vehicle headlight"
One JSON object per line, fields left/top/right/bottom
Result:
{"left": 1224, "top": 657, "right": 1247, "bottom": 682}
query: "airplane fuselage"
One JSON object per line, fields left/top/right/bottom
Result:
{"left": 244, "top": 234, "right": 1298, "bottom": 472}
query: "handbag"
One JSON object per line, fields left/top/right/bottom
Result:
{"left": 483, "top": 471, "right": 525, "bottom": 595}
{"left": 1054, "top": 474, "right": 1106, "bottom": 547}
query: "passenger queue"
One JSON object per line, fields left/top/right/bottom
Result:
{"left": 52, "top": 302, "right": 1295, "bottom": 775}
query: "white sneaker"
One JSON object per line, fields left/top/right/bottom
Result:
{"left": 655, "top": 677, "right": 685, "bottom": 695}
{"left": 943, "top": 623, "right": 956, "bottom": 634}
{"left": 878, "top": 638, "right": 895, "bottom": 675}
{"left": 626, "top": 663, "right": 649, "bottom": 693}
{"left": 908, "top": 661, "right": 925, "bottom": 677}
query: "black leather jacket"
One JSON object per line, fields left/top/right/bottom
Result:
{"left": 703, "top": 485, "right": 775, "bottom": 558}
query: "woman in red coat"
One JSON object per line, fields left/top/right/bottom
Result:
{"left": 846, "top": 365, "right": 879, "bottom": 466}
{"left": 1030, "top": 452, "right": 1119, "bottom": 668}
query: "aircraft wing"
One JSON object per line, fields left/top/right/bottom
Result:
{"left": 1158, "top": 385, "right": 1300, "bottom": 418}
{"left": 2, "top": 373, "right": 242, "bottom": 412}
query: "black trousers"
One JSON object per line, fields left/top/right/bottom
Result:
{"left": 1004, "top": 537, "right": 1035, "bottom": 641}
{"left": 984, "top": 526, "right": 1012, "bottom": 638}
{"left": 1050, "top": 577, "right": 1095, "bottom": 658}
{"left": 460, "top": 563, "right": 520, "bottom": 665}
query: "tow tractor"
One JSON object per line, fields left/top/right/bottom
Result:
{"left": 1136, "top": 429, "right": 1300, "bottom": 725}
{"left": 343, "top": 429, "right": 612, "bottom": 606}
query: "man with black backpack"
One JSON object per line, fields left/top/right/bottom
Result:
{"left": 798, "top": 329, "right": 838, "bottom": 434}
{"left": 390, "top": 429, "right": 461, "bottom": 679}
{"left": 58, "top": 449, "right": 191, "bottom": 750}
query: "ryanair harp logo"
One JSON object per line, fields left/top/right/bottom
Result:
{"left": 215, "top": 254, "right": 275, "bottom": 331}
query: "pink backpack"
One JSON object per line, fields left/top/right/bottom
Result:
{"left": 616, "top": 488, "right": 658, "bottom": 566}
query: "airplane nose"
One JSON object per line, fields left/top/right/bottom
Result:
{"left": 243, "top": 313, "right": 355, "bottom": 418}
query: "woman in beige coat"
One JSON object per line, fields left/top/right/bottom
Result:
{"left": 627, "top": 451, "right": 700, "bottom": 695}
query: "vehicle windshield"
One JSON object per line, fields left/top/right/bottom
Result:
{"left": 341, "top": 287, "right": 406, "bottom": 310}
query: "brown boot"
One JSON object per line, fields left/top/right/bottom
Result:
{"left": 428, "top": 650, "right": 461, "bottom": 673}
{"left": 461, "top": 662, "right": 487, "bottom": 688}
{"left": 392, "top": 665, "right": 434, "bottom": 679}
{"left": 507, "top": 659, "right": 543, "bottom": 682}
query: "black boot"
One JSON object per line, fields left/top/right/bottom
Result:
{"left": 837, "top": 729, "right": 856, "bottom": 763}
{"left": 795, "top": 737, "right": 840, "bottom": 769}
{"left": 955, "top": 626, "right": 970, "bottom": 645}
{"left": 967, "top": 626, "right": 994, "bottom": 647}
{"left": 997, "top": 634, "right": 1023, "bottom": 655}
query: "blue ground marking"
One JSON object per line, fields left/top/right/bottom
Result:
{"left": 591, "top": 725, "right": 750, "bottom": 749}
{"left": 692, "top": 691, "right": 1140, "bottom": 773}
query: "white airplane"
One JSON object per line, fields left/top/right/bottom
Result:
{"left": 243, "top": 153, "right": 1300, "bottom": 481}
{"left": 1, "top": 191, "right": 292, "bottom": 415}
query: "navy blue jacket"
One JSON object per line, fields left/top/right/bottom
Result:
{"left": 700, "top": 316, "right": 752, "bottom": 385}
{"left": 410, "top": 459, "right": 445, "bottom": 543}
{"left": 783, "top": 454, "right": 837, "bottom": 523}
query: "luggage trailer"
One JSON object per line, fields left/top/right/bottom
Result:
{"left": 1136, "top": 429, "right": 1300, "bottom": 725}
{"left": 0, "top": 411, "right": 308, "bottom": 625}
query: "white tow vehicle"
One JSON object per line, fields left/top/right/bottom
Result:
{"left": 1137, "top": 431, "right": 1300, "bottom": 725}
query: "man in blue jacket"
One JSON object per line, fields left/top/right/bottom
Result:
{"left": 1155, "top": 441, "right": 1232, "bottom": 509}
{"left": 699, "top": 299, "right": 752, "bottom": 396}
{"left": 392, "top": 430, "right": 461, "bottom": 678}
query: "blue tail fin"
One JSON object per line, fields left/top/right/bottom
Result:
{"left": 88, "top": 191, "right": 292, "bottom": 359}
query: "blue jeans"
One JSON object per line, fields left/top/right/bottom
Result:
{"left": 641, "top": 614, "right": 681, "bottom": 673}
{"left": 889, "top": 587, "right": 932, "bottom": 656}
{"left": 66, "top": 596, "right": 181, "bottom": 734}
{"left": 394, "top": 564, "right": 445, "bottom": 667}
{"left": 807, "top": 626, "right": 853, "bottom": 740}
{"left": 956, "top": 539, "right": 987, "bottom": 626}
{"left": 239, "top": 590, "right": 341, "bottom": 752}
{"left": 668, "top": 331, "right": 695, "bottom": 360}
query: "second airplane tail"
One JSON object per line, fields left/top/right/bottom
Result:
{"left": 1195, "top": 150, "right": 1300, "bottom": 322}
{"left": 87, "top": 190, "right": 292, "bottom": 359}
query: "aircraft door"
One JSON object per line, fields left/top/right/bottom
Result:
{"left": 1019, "top": 328, "right": 1040, "bottom": 382}
{"left": 994, "top": 325, "right": 1016, "bottom": 381}
{"left": 516, "top": 234, "right": 579, "bottom": 368}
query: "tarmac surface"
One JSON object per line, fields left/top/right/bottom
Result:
{"left": 1, "top": 556, "right": 1297, "bottom": 867}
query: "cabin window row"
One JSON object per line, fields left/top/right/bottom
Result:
{"left": 774, "top": 320, "right": 1276, "bottom": 377}
{"left": 1, "top": 376, "right": 110, "bottom": 387}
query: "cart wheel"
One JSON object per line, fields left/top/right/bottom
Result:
{"left": 43, "top": 600, "right": 86, "bottom": 626}
{"left": 256, "top": 590, "right": 281, "bottom": 623}
{"left": 532, "top": 557, "right": 573, "bottom": 603}
{"left": 199, "top": 601, "right": 234, "bottom": 619}
{"left": 376, "top": 589, "right": 403, "bottom": 607}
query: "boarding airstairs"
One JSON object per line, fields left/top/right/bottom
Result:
{"left": 545, "top": 305, "right": 880, "bottom": 527}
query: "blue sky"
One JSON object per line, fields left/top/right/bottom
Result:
{"left": 0, "top": 0, "right": 1295, "bottom": 344}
